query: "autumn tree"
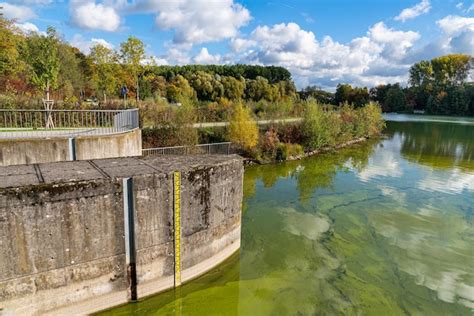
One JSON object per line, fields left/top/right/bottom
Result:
{"left": 0, "top": 16, "right": 23, "bottom": 78}
{"left": 90, "top": 44, "right": 118, "bottom": 103}
{"left": 431, "top": 54, "right": 472, "bottom": 86}
{"left": 221, "top": 76, "right": 245, "bottom": 100}
{"left": 57, "top": 44, "right": 89, "bottom": 101}
{"left": 166, "top": 75, "right": 196, "bottom": 102}
{"left": 188, "top": 71, "right": 223, "bottom": 101}
{"left": 120, "top": 36, "right": 145, "bottom": 102}
{"left": 24, "top": 27, "right": 60, "bottom": 101}
{"left": 228, "top": 103, "right": 258, "bottom": 151}
{"left": 409, "top": 54, "right": 473, "bottom": 114}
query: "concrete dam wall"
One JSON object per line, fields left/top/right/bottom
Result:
{"left": 0, "top": 129, "right": 142, "bottom": 167}
{"left": 0, "top": 155, "right": 243, "bottom": 315}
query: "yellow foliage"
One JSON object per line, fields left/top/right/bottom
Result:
{"left": 228, "top": 103, "right": 258, "bottom": 151}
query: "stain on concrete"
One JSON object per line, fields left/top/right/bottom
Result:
{"left": 0, "top": 155, "right": 243, "bottom": 315}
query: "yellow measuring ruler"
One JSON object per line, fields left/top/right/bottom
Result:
{"left": 174, "top": 171, "right": 182, "bottom": 287}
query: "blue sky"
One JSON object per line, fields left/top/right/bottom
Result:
{"left": 1, "top": 0, "right": 473, "bottom": 89}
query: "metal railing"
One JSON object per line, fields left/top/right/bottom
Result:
{"left": 142, "top": 142, "right": 235, "bottom": 156}
{"left": 0, "top": 109, "right": 139, "bottom": 138}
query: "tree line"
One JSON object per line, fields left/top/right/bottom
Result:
{"left": 0, "top": 16, "right": 295, "bottom": 108}
{"left": 1, "top": 14, "right": 472, "bottom": 117}
{"left": 301, "top": 54, "right": 473, "bottom": 116}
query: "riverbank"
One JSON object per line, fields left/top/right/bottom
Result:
{"left": 244, "top": 136, "right": 373, "bottom": 165}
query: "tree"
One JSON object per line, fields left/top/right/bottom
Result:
{"left": 431, "top": 54, "right": 471, "bottom": 86}
{"left": 300, "top": 86, "right": 334, "bottom": 104}
{"left": 57, "top": 45, "right": 88, "bottom": 100}
{"left": 335, "top": 84, "right": 369, "bottom": 107}
{"left": 188, "top": 71, "right": 223, "bottom": 101}
{"left": 334, "top": 84, "right": 353, "bottom": 105}
{"left": 228, "top": 103, "right": 258, "bottom": 151}
{"left": 24, "top": 27, "right": 60, "bottom": 101}
{"left": 302, "top": 101, "right": 332, "bottom": 149}
{"left": 0, "top": 16, "right": 23, "bottom": 77}
{"left": 408, "top": 54, "right": 473, "bottom": 113}
{"left": 409, "top": 60, "right": 433, "bottom": 88}
{"left": 385, "top": 84, "right": 407, "bottom": 113}
{"left": 221, "top": 76, "right": 245, "bottom": 100}
{"left": 90, "top": 44, "right": 118, "bottom": 103}
{"left": 166, "top": 75, "right": 196, "bottom": 102}
{"left": 120, "top": 36, "right": 145, "bottom": 102}
{"left": 245, "top": 76, "right": 275, "bottom": 101}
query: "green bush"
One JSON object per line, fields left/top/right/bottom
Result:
{"left": 358, "top": 101, "right": 385, "bottom": 137}
{"left": 275, "top": 143, "right": 304, "bottom": 161}
{"left": 302, "top": 100, "right": 333, "bottom": 150}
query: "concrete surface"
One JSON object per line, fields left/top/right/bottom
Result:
{"left": 0, "top": 154, "right": 243, "bottom": 315}
{"left": 0, "top": 129, "right": 142, "bottom": 166}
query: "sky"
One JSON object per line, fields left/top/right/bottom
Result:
{"left": 1, "top": 0, "right": 473, "bottom": 89}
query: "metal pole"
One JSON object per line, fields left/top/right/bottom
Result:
{"left": 123, "top": 178, "right": 138, "bottom": 301}
{"left": 68, "top": 138, "right": 76, "bottom": 161}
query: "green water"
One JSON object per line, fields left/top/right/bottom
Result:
{"left": 101, "top": 115, "right": 474, "bottom": 315}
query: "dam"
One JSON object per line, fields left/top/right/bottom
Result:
{"left": 0, "top": 154, "right": 243, "bottom": 315}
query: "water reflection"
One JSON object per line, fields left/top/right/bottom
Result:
{"left": 100, "top": 116, "right": 474, "bottom": 315}
{"left": 386, "top": 120, "right": 474, "bottom": 171}
{"left": 244, "top": 140, "right": 377, "bottom": 202}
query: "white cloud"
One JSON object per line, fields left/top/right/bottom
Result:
{"left": 368, "top": 22, "right": 420, "bottom": 59}
{"left": 131, "top": 0, "right": 251, "bottom": 45}
{"left": 439, "top": 15, "right": 474, "bottom": 55}
{"left": 70, "top": 1, "right": 121, "bottom": 32}
{"left": 70, "top": 34, "right": 114, "bottom": 54}
{"left": 230, "top": 38, "right": 256, "bottom": 53}
{"left": 166, "top": 47, "right": 191, "bottom": 65}
{"left": 0, "top": 2, "right": 36, "bottom": 21}
{"left": 234, "top": 21, "right": 420, "bottom": 89}
{"left": 436, "top": 15, "right": 474, "bottom": 36}
{"left": 395, "top": 0, "right": 431, "bottom": 22}
{"left": 14, "top": 22, "right": 40, "bottom": 33}
{"left": 193, "top": 47, "right": 221, "bottom": 64}
{"left": 143, "top": 56, "right": 168, "bottom": 66}
{"left": 405, "top": 15, "right": 474, "bottom": 62}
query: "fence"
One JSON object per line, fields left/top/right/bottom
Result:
{"left": 142, "top": 142, "right": 236, "bottom": 156}
{"left": 0, "top": 109, "right": 139, "bottom": 138}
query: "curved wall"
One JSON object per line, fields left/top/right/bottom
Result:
{"left": 0, "top": 129, "right": 142, "bottom": 166}
{"left": 0, "top": 155, "right": 243, "bottom": 315}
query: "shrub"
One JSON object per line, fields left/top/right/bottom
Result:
{"left": 141, "top": 98, "right": 198, "bottom": 147}
{"left": 338, "top": 103, "right": 358, "bottom": 142}
{"left": 358, "top": 102, "right": 385, "bottom": 137}
{"left": 260, "top": 127, "right": 280, "bottom": 156}
{"left": 228, "top": 102, "right": 259, "bottom": 152}
{"left": 275, "top": 143, "right": 287, "bottom": 161}
{"left": 275, "top": 143, "right": 304, "bottom": 161}
{"left": 302, "top": 100, "right": 332, "bottom": 150}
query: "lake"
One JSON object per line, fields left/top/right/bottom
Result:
{"left": 100, "top": 115, "right": 474, "bottom": 315}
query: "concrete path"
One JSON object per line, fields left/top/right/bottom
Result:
{"left": 192, "top": 117, "right": 303, "bottom": 128}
